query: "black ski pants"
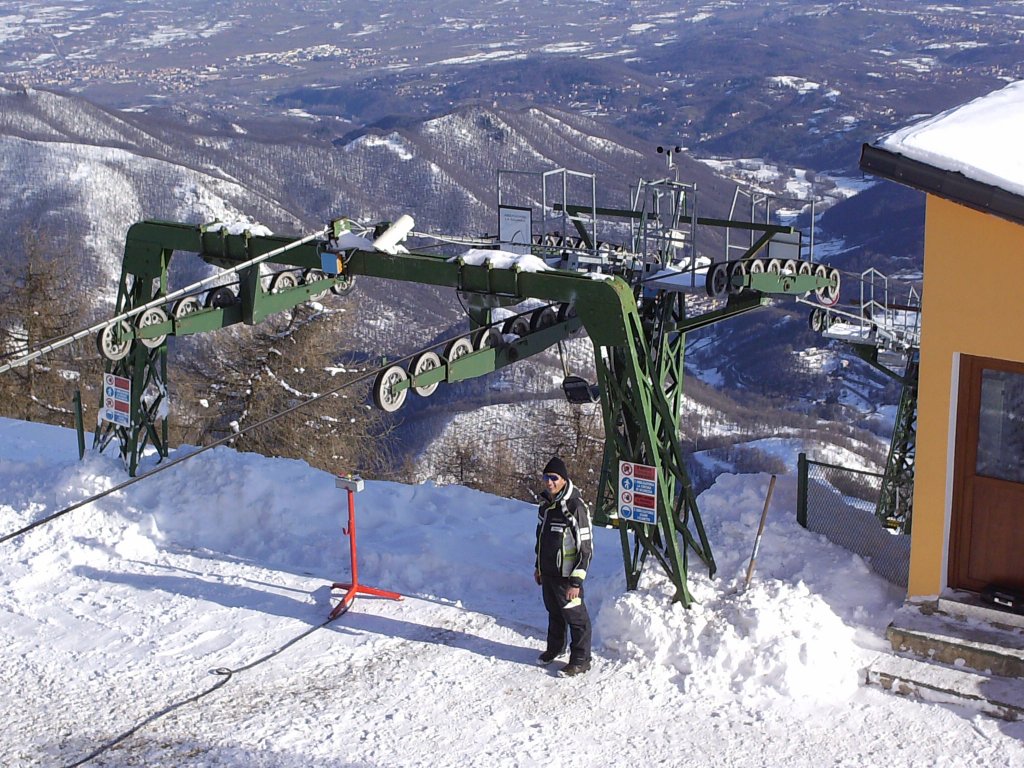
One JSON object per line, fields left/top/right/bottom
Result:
{"left": 541, "top": 575, "right": 592, "bottom": 664}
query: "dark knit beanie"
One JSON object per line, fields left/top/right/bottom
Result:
{"left": 543, "top": 456, "right": 569, "bottom": 482}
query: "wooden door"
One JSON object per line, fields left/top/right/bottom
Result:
{"left": 949, "top": 355, "right": 1024, "bottom": 592}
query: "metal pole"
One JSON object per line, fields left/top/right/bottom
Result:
{"left": 743, "top": 474, "right": 777, "bottom": 591}
{"left": 73, "top": 389, "right": 85, "bottom": 460}
{"left": 347, "top": 488, "right": 358, "bottom": 588}
{"left": 796, "top": 453, "right": 808, "bottom": 528}
{"left": 329, "top": 476, "right": 401, "bottom": 620}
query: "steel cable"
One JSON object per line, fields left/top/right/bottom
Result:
{"left": 0, "top": 311, "right": 544, "bottom": 545}
{"left": 0, "top": 226, "right": 330, "bottom": 376}
{"left": 62, "top": 615, "right": 339, "bottom": 768}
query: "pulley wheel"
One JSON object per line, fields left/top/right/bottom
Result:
{"left": 705, "top": 262, "right": 730, "bottom": 299}
{"left": 302, "top": 268, "right": 330, "bottom": 301}
{"left": 372, "top": 365, "right": 409, "bottom": 413}
{"left": 96, "top": 320, "right": 133, "bottom": 361}
{"left": 443, "top": 337, "right": 474, "bottom": 363}
{"left": 205, "top": 286, "right": 236, "bottom": 308}
{"left": 814, "top": 264, "right": 840, "bottom": 306}
{"left": 809, "top": 307, "right": 826, "bottom": 333}
{"left": 727, "top": 260, "right": 748, "bottom": 295}
{"left": 409, "top": 351, "right": 441, "bottom": 397}
{"left": 766, "top": 258, "right": 783, "bottom": 274}
{"left": 330, "top": 274, "right": 356, "bottom": 296}
{"left": 136, "top": 306, "right": 169, "bottom": 348}
{"left": 502, "top": 315, "right": 531, "bottom": 337}
{"left": 529, "top": 306, "right": 557, "bottom": 332}
{"left": 557, "top": 303, "right": 581, "bottom": 329}
{"left": 556, "top": 302, "right": 580, "bottom": 334}
{"left": 269, "top": 271, "right": 298, "bottom": 294}
{"left": 798, "top": 260, "right": 814, "bottom": 276}
{"left": 748, "top": 259, "right": 765, "bottom": 274}
{"left": 783, "top": 259, "right": 799, "bottom": 275}
{"left": 475, "top": 327, "right": 502, "bottom": 351}
{"left": 173, "top": 296, "right": 202, "bottom": 319}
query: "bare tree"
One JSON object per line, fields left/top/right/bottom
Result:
{"left": 425, "top": 399, "right": 605, "bottom": 502}
{"left": 0, "top": 227, "right": 100, "bottom": 426}
{"left": 173, "top": 302, "right": 395, "bottom": 475}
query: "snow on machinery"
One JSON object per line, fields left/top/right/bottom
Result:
{"left": 90, "top": 160, "right": 841, "bottom": 606}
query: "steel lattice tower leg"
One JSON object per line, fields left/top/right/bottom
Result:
{"left": 95, "top": 251, "right": 171, "bottom": 476}
{"left": 592, "top": 292, "right": 715, "bottom": 606}
{"left": 876, "top": 352, "right": 919, "bottom": 534}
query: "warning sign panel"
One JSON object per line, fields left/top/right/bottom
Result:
{"left": 100, "top": 373, "right": 131, "bottom": 427}
{"left": 618, "top": 460, "right": 658, "bottom": 524}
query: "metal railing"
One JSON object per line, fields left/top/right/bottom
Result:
{"left": 796, "top": 453, "right": 910, "bottom": 587}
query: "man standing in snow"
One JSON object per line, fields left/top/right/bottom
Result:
{"left": 534, "top": 456, "right": 593, "bottom": 677}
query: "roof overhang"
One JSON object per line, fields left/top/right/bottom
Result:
{"left": 860, "top": 143, "right": 1024, "bottom": 228}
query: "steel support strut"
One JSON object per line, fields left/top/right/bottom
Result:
{"left": 95, "top": 241, "right": 171, "bottom": 476}
{"left": 876, "top": 352, "right": 918, "bottom": 533}
{"left": 591, "top": 294, "right": 715, "bottom": 606}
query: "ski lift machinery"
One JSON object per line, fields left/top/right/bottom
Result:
{"left": 804, "top": 268, "right": 922, "bottom": 534}
{"left": 92, "top": 155, "right": 840, "bottom": 606}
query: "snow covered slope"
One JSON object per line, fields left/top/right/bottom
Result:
{"left": 1, "top": 417, "right": 1022, "bottom": 766}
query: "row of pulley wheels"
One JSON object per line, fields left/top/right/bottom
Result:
{"left": 372, "top": 303, "right": 577, "bottom": 413}
{"left": 705, "top": 257, "right": 841, "bottom": 306}
{"left": 96, "top": 268, "right": 355, "bottom": 362}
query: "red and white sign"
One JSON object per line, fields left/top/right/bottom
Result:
{"left": 100, "top": 373, "right": 132, "bottom": 427}
{"left": 618, "top": 460, "right": 658, "bottom": 524}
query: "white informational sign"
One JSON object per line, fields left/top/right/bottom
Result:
{"left": 100, "top": 373, "right": 131, "bottom": 427}
{"left": 618, "top": 460, "right": 658, "bottom": 525}
{"left": 498, "top": 205, "right": 532, "bottom": 255}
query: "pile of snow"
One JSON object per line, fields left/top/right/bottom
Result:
{"left": 205, "top": 220, "right": 274, "bottom": 237}
{"left": 453, "top": 248, "right": 552, "bottom": 273}
{"left": 1, "top": 417, "right": 1022, "bottom": 766}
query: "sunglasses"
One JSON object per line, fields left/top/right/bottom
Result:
{"left": 542, "top": 473, "right": 562, "bottom": 482}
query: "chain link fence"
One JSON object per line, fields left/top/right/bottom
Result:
{"left": 796, "top": 453, "right": 911, "bottom": 587}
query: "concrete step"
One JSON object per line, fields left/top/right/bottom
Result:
{"left": 866, "top": 653, "right": 1024, "bottom": 721}
{"left": 887, "top": 599, "right": 1024, "bottom": 678}
{"left": 938, "top": 590, "right": 1024, "bottom": 630}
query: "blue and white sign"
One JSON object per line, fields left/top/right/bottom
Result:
{"left": 631, "top": 479, "right": 656, "bottom": 495}
{"left": 100, "top": 373, "right": 131, "bottom": 427}
{"left": 618, "top": 460, "right": 658, "bottom": 525}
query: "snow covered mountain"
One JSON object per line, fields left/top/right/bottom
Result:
{"left": 0, "top": 84, "right": 719, "bottom": 300}
{"left": 0, "top": 83, "right": 898, "bottom": 478}
{"left": 0, "top": 85, "right": 305, "bottom": 300}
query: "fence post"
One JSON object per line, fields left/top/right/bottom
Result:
{"left": 73, "top": 389, "right": 86, "bottom": 461}
{"left": 796, "top": 452, "right": 808, "bottom": 528}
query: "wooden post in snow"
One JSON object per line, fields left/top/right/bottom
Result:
{"left": 743, "top": 474, "right": 777, "bottom": 592}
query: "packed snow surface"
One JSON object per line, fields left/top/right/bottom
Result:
{"left": 879, "top": 79, "right": 1024, "bottom": 197}
{"left": 1, "top": 418, "right": 1023, "bottom": 766}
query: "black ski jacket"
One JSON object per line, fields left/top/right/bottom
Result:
{"left": 535, "top": 480, "right": 593, "bottom": 587}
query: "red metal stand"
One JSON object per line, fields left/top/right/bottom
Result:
{"left": 329, "top": 483, "right": 402, "bottom": 620}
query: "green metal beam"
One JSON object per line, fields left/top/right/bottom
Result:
{"left": 101, "top": 218, "right": 796, "bottom": 606}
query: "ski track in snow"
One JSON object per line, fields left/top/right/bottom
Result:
{"left": 1, "top": 418, "right": 1023, "bottom": 766}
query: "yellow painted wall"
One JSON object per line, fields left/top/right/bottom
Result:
{"left": 909, "top": 195, "right": 1024, "bottom": 596}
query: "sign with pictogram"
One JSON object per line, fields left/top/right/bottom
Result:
{"left": 618, "top": 460, "right": 658, "bottom": 524}
{"left": 100, "top": 373, "right": 131, "bottom": 427}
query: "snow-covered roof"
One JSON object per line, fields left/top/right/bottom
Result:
{"left": 861, "top": 80, "right": 1024, "bottom": 226}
